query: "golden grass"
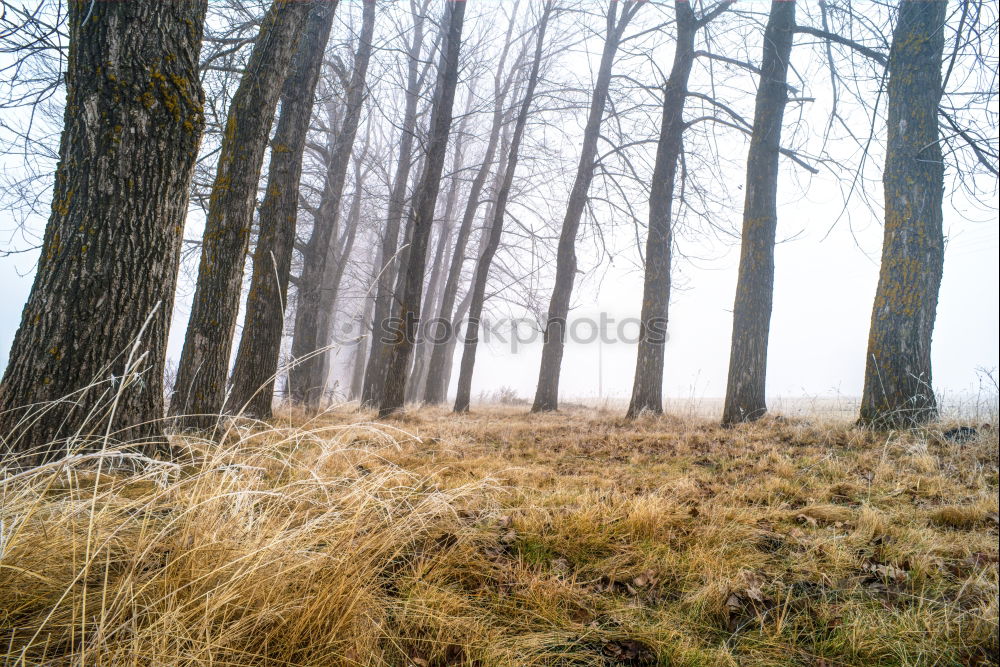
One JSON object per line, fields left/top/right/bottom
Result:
{"left": 1, "top": 406, "right": 997, "bottom": 666}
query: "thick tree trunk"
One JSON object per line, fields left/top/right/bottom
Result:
{"left": 169, "top": 0, "right": 310, "bottom": 429}
{"left": 423, "top": 16, "right": 520, "bottom": 405}
{"left": 721, "top": 0, "right": 796, "bottom": 425}
{"left": 225, "top": 2, "right": 338, "bottom": 420}
{"left": 360, "top": 0, "right": 434, "bottom": 407}
{"left": 0, "top": 0, "right": 208, "bottom": 466}
{"left": 532, "top": 0, "right": 640, "bottom": 412}
{"left": 289, "top": 0, "right": 376, "bottom": 410}
{"left": 455, "top": 3, "right": 551, "bottom": 413}
{"left": 378, "top": 0, "right": 466, "bottom": 417}
{"left": 860, "top": 0, "right": 946, "bottom": 428}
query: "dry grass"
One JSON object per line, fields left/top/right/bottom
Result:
{"left": 1, "top": 406, "right": 997, "bottom": 666}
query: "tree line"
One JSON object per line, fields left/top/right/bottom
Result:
{"left": 0, "top": 0, "right": 996, "bottom": 467}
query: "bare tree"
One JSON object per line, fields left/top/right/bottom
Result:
{"left": 225, "top": 2, "right": 339, "bottom": 420}
{"left": 626, "top": 0, "right": 733, "bottom": 418}
{"left": 379, "top": 0, "right": 467, "bottom": 417}
{"left": 289, "top": 0, "right": 377, "bottom": 410}
{"left": 360, "top": 0, "right": 437, "bottom": 406}
{"left": 169, "top": 0, "right": 311, "bottom": 428}
{"left": 0, "top": 0, "right": 208, "bottom": 464}
{"left": 422, "top": 4, "right": 522, "bottom": 404}
{"left": 532, "top": 0, "right": 643, "bottom": 412}
{"left": 860, "top": 0, "right": 947, "bottom": 427}
{"left": 720, "top": 0, "right": 796, "bottom": 425}
{"left": 455, "top": 2, "right": 554, "bottom": 413}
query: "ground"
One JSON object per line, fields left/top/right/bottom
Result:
{"left": 1, "top": 406, "right": 997, "bottom": 666}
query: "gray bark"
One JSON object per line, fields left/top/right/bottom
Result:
{"left": 0, "top": 0, "right": 208, "bottom": 465}
{"left": 378, "top": 0, "right": 467, "bottom": 417}
{"left": 289, "top": 0, "right": 376, "bottom": 410}
{"left": 225, "top": 2, "right": 339, "bottom": 420}
{"left": 532, "top": 0, "right": 642, "bottom": 412}
{"left": 721, "top": 0, "right": 796, "bottom": 425}
{"left": 455, "top": 2, "right": 551, "bottom": 413}
{"left": 170, "top": 0, "right": 311, "bottom": 429}
{"left": 423, "top": 12, "right": 521, "bottom": 404}
{"left": 360, "top": 0, "right": 436, "bottom": 406}
{"left": 860, "top": 0, "right": 946, "bottom": 428}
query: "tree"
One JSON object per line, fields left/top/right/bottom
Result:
{"left": 224, "top": 1, "right": 339, "bottom": 420}
{"left": 455, "top": 2, "right": 554, "bottom": 413}
{"left": 422, "top": 6, "right": 521, "bottom": 404}
{"left": 169, "top": 0, "right": 311, "bottom": 428}
{"left": 360, "top": 0, "right": 436, "bottom": 407}
{"left": 405, "top": 85, "right": 475, "bottom": 402}
{"left": 0, "top": 0, "right": 208, "bottom": 465}
{"left": 289, "top": 0, "right": 377, "bottom": 410}
{"left": 532, "top": 0, "right": 643, "bottom": 413}
{"left": 720, "top": 0, "right": 796, "bottom": 425}
{"left": 860, "top": 0, "right": 947, "bottom": 428}
{"left": 378, "top": 0, "right": 467, "bottom": 417}
{"left": 626, "top": 0, "right": 732, "bottom": 418}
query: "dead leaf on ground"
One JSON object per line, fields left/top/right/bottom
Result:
{"left": 600, "top": 638, "right": 656, "bottom": 666}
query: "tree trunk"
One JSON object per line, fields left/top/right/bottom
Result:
{"left": 721, "top": 0, "right": 796, "bottom": 425}
{"left": 441, "top": 285, "right": 474, "bottom": 398}
{"left": 289, "top": 0, "right": 376, "bottom": 410}
{"left": 423, "top": 13, "right": 520, "bottom": 405}
{"left": 626, "top": 1, "right": 700, "bottom": 418}
{"left": 456, "top": 2, "right": 552, "bottom": 413}
{"left": 360, "top": 0, "right": 434, "bottom": 407}
{"left": 225, "top": 2, "right": 338, "bottom": 420}
{"left": 315, "top": 162, "right": 367, "bottom": 399}
{"left": 407, "top": 219, "right": 452, "bottom": 401}
{"left": 532, "top": 0, "right": 641, "bottom": 412}
{"left": 0, "top": 0, "right": 208, "bottom": 466}
{"left": 860, "top": 0, "right": 946, "bottom": 428}
{"left": 169, "top": 0, "right": 310, "bottom": 429}
{"left": 378, "top": 0, "right": 467, "bottom": 417}
{"left": 349, "top": 251, "right": 381, "bottom": 401}
{"left": 405, "top": 89, "right": 477, "bottom": 403}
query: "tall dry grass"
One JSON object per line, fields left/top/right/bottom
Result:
{"left": 1, "top": 404, "right": 998, "bottom": 666}
{"left": 1, "top": 418, "right": 503, "bottom": 665}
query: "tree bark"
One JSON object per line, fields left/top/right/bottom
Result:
{"left": 225, "top": 1, "right": 338, "bottom": 420}
{"left": 455, "top": 2, "right": 552, "bottom": 413}
{"left": 0, "top": 0, "right": 208, "bottom": 466}
{"left": 169, "top": 0, "right": 310, "bottom": 429}
{"left": 289, "top": 0, "right": 376, "bottom": 410}
{"left": 626, "top": 1, "right": 701, "bottom": 418}
{"left": 423, "top": 13, "right": 521, "bottom": 405}
{"left": 859, "top": 0, "right": 946, "bottom": 428}
{"left": 378, "top": 0, "right": 467, "bottom": 417}
{"left": 532, "top": 0, "right": 641, "bottom": 412}
{"left": 721, "top": 0, "right": 796, "bottom": 425}
{"left": 360, "top": 0, "right": 436, "bottom": 407}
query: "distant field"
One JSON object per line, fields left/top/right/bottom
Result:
{"left": 526, "top": 393, "right": 998, "bottom": 421}
{"left": 2, "top": 406, "right": 997, "bottom": 666}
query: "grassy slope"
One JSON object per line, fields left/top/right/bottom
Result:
{"left": 1, "top": 407, "right": 997, "bottom": 666}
